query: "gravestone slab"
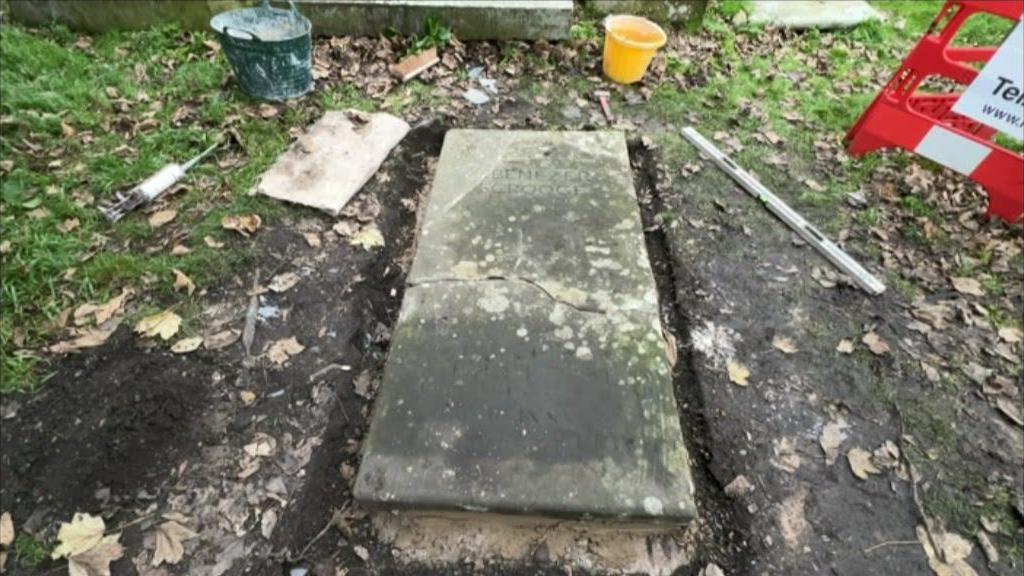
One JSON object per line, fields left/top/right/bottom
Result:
{"left": 354, "top": 130, "right": 695, "bottom": 521}
{"left": 747, "top": 0, "right": 881, "bottom": 29}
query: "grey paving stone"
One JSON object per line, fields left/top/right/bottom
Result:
{"left": 747, "top": 0, "right": 881, "bottom": 29}
{"left": 355, "top": 130, "right": 695, "bottom": 521}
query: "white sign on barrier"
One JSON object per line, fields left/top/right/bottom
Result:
{"left": 952, "top": 20, "right": 1024, "bottom": 141}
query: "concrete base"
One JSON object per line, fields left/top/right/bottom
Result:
{"left": 8, "top": 0, "right": 573, "bottom": 40}
{"left": 374, "top": 510, "right": 697, "bottom": 576}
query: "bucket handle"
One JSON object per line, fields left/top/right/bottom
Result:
{"left": 221, "top": 26, "right": 263, "bottom": 42}
{"left": 262, "top": 0, "right": 300, "bottom": 14}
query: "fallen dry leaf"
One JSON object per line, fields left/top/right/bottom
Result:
{"left": 244, "top": 433, "right": 277, "bottom": 458}
{"left": 172, "top": 269, "right": 195, "bottom": 296}
{"left": 47, "top": 321, "right": 121, "bottom": 354}
{"left": 727, "top": 361, "right": 750, "bottom": 387}
{"left": 997, "top": 326, "right": 1022, "bottom": 344}
{"left": 134, "top": 310, "right": 182, "bottom": 340}
{"left": 302, "top": 232, "right": 321, "bottom": 248}
{"left": 68, "top": 536, "right": 123, "bottom": 576}
{"left": 170, "top": 336, "right": 203, "bottom": 354}
{"left": 58, "top": 217, "right": 80, "bottom": 233}
{"left": 268, "top": 272, "right": 300, "bottom": 293}
{"left": 723, "top": 474, "right": 754, "bottom": 497}
{"left": 258, "top": 103, "right": 279, "bottom": 118}
{"left": 353, "top": 370, "right": 374, "bottom": 398}
{"left": 260, "top": 508, "right": 278, "bottom": 540}
{"left": 349, "top": 224, "right": 385, "bottom": 250}
{"left": 265, "top": 337, "right": 304, "bottom": 364}
{"left": 94, "top": 289, "right": 131, "bottom": 325}
{"left": 0, "top": 511, "right": 13, "bottom": 546}
{"left": 52, "top": 513, "right": 105, "bottom": 559}
{"left": 170, "top": 244, "right": 191, "bottom": 256}
{"left": 204, "top": 235, "right": 225, "bottom": 248}
{"left": 951, "top": 276, "right": 984, "bottom": 297}
{"left": 353, "top": 545, "right": 370, "bottom": 562}
{"left": 847, "top": 447, "right": 880, "bottom": 480}
{"left": 995, "top": 397, "right": 1023, "bottom": 427}
{"left": 74, "top": 303, "right": 99, "bottom": 326}
{"left": 150, "top": 520, "right": 198, "bottom": 566}
{"left": 204, "top": 329, "right": 240, "bottom": 350}
{"left": 917, "top": 526, "right": 978, "bottom": 576}
{"left": 332, "top": 219, "right": 358, "bottom": 237}
{"left": 977, "top": 531, "right": 999, "bottom": 564}
{"left": 148, "top": 209, "right": 177, "bottom": 228}
{"left": 819, "top": 421, "right": 845, "bottom": 466}
{"left": 221, "top": 214, "right": 262, "bottom": 237}
{"left": 836, "top": 339, "right": 854, "bottom": 354}
{"left": 862, "top": 331, "right": 890, "bottom": 356}
{"left": 663, "top": 330, "right": 677, "bottom": 367}
{"left": 772, "top": 335, "right": 798, "bottom": 354}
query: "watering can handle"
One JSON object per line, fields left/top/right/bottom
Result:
{"left": 222, "top": 26, "right": 262, "bottom": 42}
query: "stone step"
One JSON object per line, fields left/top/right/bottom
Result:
{"left": 354, "top": 130, "right": 695, "bottom": 521}
{"left": 8, "top": 0, "right": 573, "bottom": 40}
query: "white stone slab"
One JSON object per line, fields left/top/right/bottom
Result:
{"left": 748, "top": 0, "right": 882, "bottom": 29}
{"left": 258, "top": 110, "right": 409, "bottom": 215}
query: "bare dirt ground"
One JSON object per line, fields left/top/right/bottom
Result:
{"left": 2, "top": 18, "right": 1022, "bottom": 576}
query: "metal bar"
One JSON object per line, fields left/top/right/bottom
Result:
{"left": 681, "top": 126, "right": 886, "bottom": 296}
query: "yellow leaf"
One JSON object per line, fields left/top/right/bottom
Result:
{"left": 727, "top": 361, "right": 750, "bottom": 386}
{"left": 134, "top": 310, "right": 181, "bottom": 341}
{"left": 349, "top": 224, "right": 384, "bottom": 250}
{"left": 240, "top": 390, "right": 257, "bottom": 405}
{"left": 52, "top": 513, "right": 105, "bottom": 559}
{"left": 0, "top": 511, "right": 13, "bottom": 546}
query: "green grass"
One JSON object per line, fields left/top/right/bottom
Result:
{"left": 12, "top": 533, "right": 50, "bottom": 568}
{"left": 0, "top": 24, "right": 320, "bottom": 392}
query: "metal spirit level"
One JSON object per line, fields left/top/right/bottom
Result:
{"left": 681, "top": 126, "right": 886, "bottom": 296}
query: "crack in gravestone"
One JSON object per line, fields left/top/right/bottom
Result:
{"left": 407, "top": 275, "right": 607, "bottom": 315}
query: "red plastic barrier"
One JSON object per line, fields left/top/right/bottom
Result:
{"left": 846, "top": 0, "right": 1024, "bottom": 222}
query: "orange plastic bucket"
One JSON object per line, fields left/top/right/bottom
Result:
{"left": 602, "top": 15, "right": 667, "bottom": 84}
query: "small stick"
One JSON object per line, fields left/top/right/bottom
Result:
{"left": 863, "top": 539, "right": 920, "bottom": 554}
{"left": 242, "top": 268, "right": 260, "bottom": 361}
{"left": 594, "top": 90, "right": 614, "bottom": 124}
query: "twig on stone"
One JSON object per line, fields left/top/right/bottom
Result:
{"left": 862, "top": 539, "right": 920, "bottom": 554}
